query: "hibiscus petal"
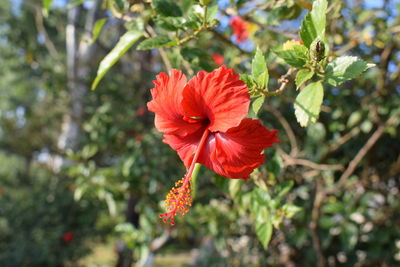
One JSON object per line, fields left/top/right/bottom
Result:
{"left": 199, "top": 118, "right": 280, "bottom": 179}
{"left": 181, "top": 66, "right": 250, "bottom": 133}
{"left": 147, "top": 70, "right": 203, "bottom": 136}
{"left": 162, "top": 128, "right": 204, "bottom": 168}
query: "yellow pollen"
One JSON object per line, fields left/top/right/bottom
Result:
{"left": 159, "top": 176, "right": 193, "bottom": 225}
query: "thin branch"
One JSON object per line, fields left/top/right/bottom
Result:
{"left": 180, "top": 53, "right": 195, "bottom": 76}
{"left": 264, "top": 68, "right": 295, "bottom": 97}
{"left": 279, "top": 149, "right": 344, "bottom": 171}
{"left": 327, "top": 127, "right": 360, "bottom": 153}
{"left": 265, "top": 106, "right": 299, "bottom": 157}
{"left": 146, "top": 25, "right": 172, "bottom": 72}
{"left": 325, "top": 114, "right": 399, "bottom": 194}
{"left": 210, "top": 29, "right": 251, "bottom": 55}
{"left": 34, "top": 7, "right": 60, "bottom": 59}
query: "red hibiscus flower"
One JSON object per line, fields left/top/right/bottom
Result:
{"left": 62, "top": 232, "right": 74, "bottom": 243}
{"left": 229, "top": 16, "right": 250, "bottom": 43}
{"left": 147, "top": 66, "right": 279, "bottom": 225}
{"left": 212, "top": 53, "right": 224, "bottom": 66}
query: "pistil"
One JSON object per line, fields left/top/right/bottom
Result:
{"left": 160, "top": 129, "right": 210, "bottom": 225}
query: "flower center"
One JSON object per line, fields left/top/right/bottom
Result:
{"left": 159, "top": 128, "right": 210, "bottom": 225}
{"left": 183, "top": 115, "right": 205, "bottom": 124}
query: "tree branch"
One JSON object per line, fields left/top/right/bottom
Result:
{"left": 34, "top": 7, "right": 60, "bottom": 59}
{"left": 265, "top": 106, "right": 299, "bottom": 156}
{"left": 264, "top": 68, "right": 295, "bottom": 97}
{"left": 325, "top": 114, "right": 399, "bottom": 194}
{"left": 145, "top": 25, "right": 172, "bottom": 72}
{"left": 279, "top": 149, "right": 344, "bottom": 171}
{"left": 210, "top": 29, "right": 251, "bottom": 56}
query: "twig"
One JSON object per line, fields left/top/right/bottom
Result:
{"left": 265, "top": 106, "right": 299, "bottom": 157}
{"left": 146, "top": 25, "right": 172, "bottom": 71}
{"left": 34, "top": 7, "right": 60, "bottom": 59}
{"left": 327, "top": 127, "right": 360, "bottom": 153}
{"left": 210, "top": 29, "right": 251, "bottom": 56}
{"left": 109, "top": 3, "right": 134, "bottom": 22}
{"left": 325, "top": 114, "right": 399, "bottom": 194}
{"left": 279, "top": 149, "right": 344, "bottom": 171}
{"left": 264, "top": 68, "right": 295, "bottom": 97}
{"left": 180, "top": 53, "right": 194, "bottom": 76}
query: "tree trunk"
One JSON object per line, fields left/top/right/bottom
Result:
{"left": 53, "top": 1, "right": 99, "bottom": 171}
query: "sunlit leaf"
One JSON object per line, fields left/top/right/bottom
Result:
{"left": 295, "top": 69, "right": 314, "bottom": 89}
{"left": 326, "top": 56, "right": 375, "bottom": 86}
{"left": 294, "top": 81, "right": 324, "bottom": 127}
{"left": 137, "top": 36, "right": 177, "bottom": 50}
{"left": 91, "top": 30, "right": 143, "bottom": 90}
{"left": 42, "top": 0, "right": 52, "bottom": 17}
{"left": 276, "top": 181, "right": 294, "bottom": 198}
{"left": 300, "top": 0, "right": 327, "bottom": 48}
{"left": 251, "top": 95, "right": 265, "bottom": 116}
{"left": 255, "top": 216, "right": 273, "bottom": 249}
{"left": 252, "top": 47, "right": 269, "bottom": 89}
{"left": 272, "top": 49, "right": 306, "bottom": 68}
{"left": 90, "top": 18, "right": 107, "bottom": 44}
{"left": 206, "top": 5, "right": 218, "bottom": 23}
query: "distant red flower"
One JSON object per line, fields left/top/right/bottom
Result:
{"left": 136, "top": 107, "right": 146, "bottom": 116}
{"left": 229, "top": 16, "right": 249, "bottom": 43}
{"left": 62, "top": 232, "right": 74, "bottom": 243}
{"left": 212, "top": 53, "right": 224, "bottom": 66}
{"left": 147, "top": 66, "right": 279, "bottom": 225}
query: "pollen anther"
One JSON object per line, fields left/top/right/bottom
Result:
{"left": 159, "top": 176, "right": 193, "bottom": 225}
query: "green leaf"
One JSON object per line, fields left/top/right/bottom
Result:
{"left": 156, "top": 17, "right": 186, "bottom": 31}
{"left": 240, "top": 74, "right": 255, "bottom": 89}
{"left": 137, "top": 36, "right": 177, "bottom": 50}
{"left": 252, "top": 48, "right": 269, "bottom": 89}
{"left": 326, "top": 56, "right": 375, "bottom": 86}
{"left": 206, "top": 5, "right": 218, "bottom": 23}
{"left": 90, "top": 18, "right": 107, "bottom": 44}
{"left": 181, "top": 0, "right": 194, "bottom": 14}
{"left": 272, "top": 48, "right": 307, "bottom": 68}
{"left": 265, "top": 152, "right": 283, "bottom": 179}
{"left": 255, "top": 216, "right": 273, "bottom": 249}
{"left": 282, "top": 204, "right": 302, "bottom": 218}
{"left": 229, "top": 179, "right": 242, "bottom": 202}
{"left": 275, "top": 181, "right": 294, "bottom": 198}
{"left": 253, "top": 187, "right": 271, "bottom": 205}
{"left": 42, "top": 0, "right": 52, "bottom": 17}
{"left": 300, "top": 0, "right": 327, "bottom": 48}
{"left": 293, "top": 44, "right": 309, "bottom": 60}
{"left": 191, "top": 163, "right": 201, "bottom": 199}
{"left": 294, "top": 81, "right": 324, "bottom": 127}
{"left": 300, "top": 14, "right": 317, "bottom": 48}
{"left": 311, "top": 0, "right": 327, "bottom": 38}
{"left": 250, "top": 190, "right": 272, "bottom": 248}
{"left": 153, "top": 0, "right": 183, "bottom": 17}
{"left": 251, "top": 96, "right": 265, "bottom": 115}
{"left": 295, "top": 69, "right": 314, "bottom": 89}
{"left": 91, "top": 30, "right": 143, "bottom": 90}
{"left": 347, "top": 111, "right": 362, "bottom": 128}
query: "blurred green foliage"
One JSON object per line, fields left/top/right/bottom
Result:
{"left": 0, "top": 0, "right": 399, "bottom": 266}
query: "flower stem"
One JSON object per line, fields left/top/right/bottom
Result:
{"left": 191, "top": 163, "right": 202, "bottom": 199}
